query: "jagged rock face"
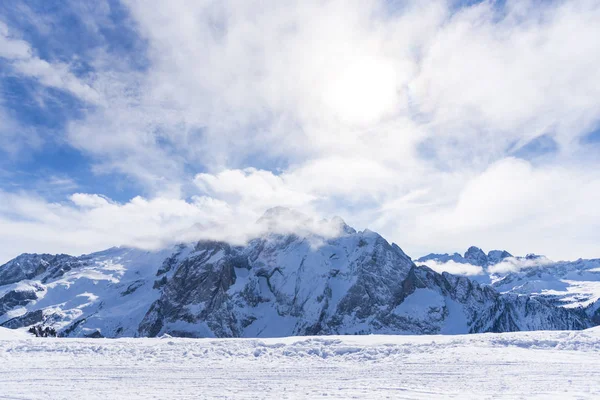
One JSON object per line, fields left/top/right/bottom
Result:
{"left": 414, "top": 252, "right": 465, "bottom": 264}
{"left": 0, "top": 254, "right": 69, "bottom": 286}
{"left": 418, "top": 246, "right": 600, "bottom": 324}
{"left": 139, "top": 242, "right": 244, "bottom": 338}
{"left": 492, "top": 258, "right": 600, "bottom": 318}
{"left": 464, "top": 247, "right": 488, "bottom": 266}
{"left": 592, "top": 305, "right": 600, "bottom": 325}
{"left": 387, "top": 266, "right": 589, "bottom": 334}
{"left": 0, "top": 214, "right": 594, "bottom": 338}
{"left": 139, "top": 230, "right": 416, "bottom": 337}
{"left": 0, "top": 253, "right": 84, "bottom": 289}
{"left": 486, "top": 250, "right": 512, "bottom": 264}
{"left": 2, "top": 309, "right": 44, "bottom": 329}
{"left": 0, "top": 289, "right": 40, "bottom": 317}
{"left": 137, "top": 234, "right": 588, "bottom": 338}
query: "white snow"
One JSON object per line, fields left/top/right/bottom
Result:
{"left": 0, "top": 246, "right": 183, "bottom": 336}
{"left": 393, "top": 288, "right": 444, "bottom": 319}
{"left": 0, "top": 328, "right": 599, "bottom": 399}
{"left": 491, "top": 259, "right": 600, "bottom": 310}
{"left": 0, "top": 326, "right": 28, "bottom": 339}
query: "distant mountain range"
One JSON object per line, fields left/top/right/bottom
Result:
{"left": 416, "top": 246, "right": 600, "bottom": 324}
{"left": 417, "top": 246, "right": 514, "bottom": 267}
{"left": 0, "top": 208, "right": 597, "bottom": 337}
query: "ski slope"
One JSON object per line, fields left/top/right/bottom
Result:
{"left": 1, "top": 327, "right": 599, "bottom": 399}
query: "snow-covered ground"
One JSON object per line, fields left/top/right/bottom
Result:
{"left": 1, "top": 327, "right": 599, "bottom": 399}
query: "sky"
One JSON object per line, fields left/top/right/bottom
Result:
{"left": 1, "top": 0, "right": 600, "bottom": 264}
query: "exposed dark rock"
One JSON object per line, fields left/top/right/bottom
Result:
{"left": 1, "top": 309, "right": 44, "bottom": 329}
{"left": 121, "top": 280, "right": 146, "bottom": 296}
{"left": 0, "top": 289, "right": 39, "bottom": 316}
{"left": 464, "top": 246, "right": 488, "bottom": 266}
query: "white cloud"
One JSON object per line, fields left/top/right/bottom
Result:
{"left": 488, "top": 256, "right": 555, "bottom": 274}
{"left": 12, "top": 58, "right": 101, "bottom": 104}
{"left": 0, "top": 190, "right": 345, "bottom": 263}
{"left": 49, "top": 1, "right": 596, "bottom": 169}
{"left": 413, "top": 254, "right": 559, "bottom": 276}
{"left": 322, "top": 56, "right": 399, "bottom": 125}
{"left": 0, "top": 21, "right": 30, "bottom": 59}
{"left": 400, "top": 157, "right": 600, "bottom": 260}
{"left": 419, "top": 260, "right": 484, "bottom": 277}
{"left": 70, "top": 193, "right": 111, "bottom": 208}
{"left": 0, "top": 20, "right": 101, "bottom": 104}
{"left": 2, "top": 1, "right": 600, "bottom": 262}
{"left": 411, "top": 0, "right": 600, "bottom": 154}
{"left": 61, "top": 0, "right": 600, "bottom": 180}
{"left": 286, "top": 157, "right": 402, "bottom": 200}
{"left": 194, "top": 168, "right": 315, "bottom": 209}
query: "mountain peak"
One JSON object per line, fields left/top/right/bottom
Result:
{"left": 465, "top": 245, "right": 484, "bottom": 254}
{"left": 487, "top": 250, "right": 512, "bottom": 264}
{"left": 464, "top": 246, "right": 488, "bottom": 266}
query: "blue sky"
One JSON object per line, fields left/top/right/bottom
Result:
{"left": 0, "top": 0, "right": 146, "bottom": 201}
{"left": 0, "top": 0, "right": 599, "bottom": 263}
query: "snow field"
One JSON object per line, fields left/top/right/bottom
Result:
{"left": 1, "top": 328, "right": 599, "bottom": 399}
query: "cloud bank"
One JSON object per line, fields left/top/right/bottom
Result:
{"left": 1, "top": 0, "right": 600, "bottom": 263}
{"left": 419, "top": 260, "right": 485, "bottom": 276}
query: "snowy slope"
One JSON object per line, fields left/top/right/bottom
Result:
{"left": 492, "top": 258, "right": 600, "bottom": 323}
{"left": 0, "top": 326, "right": 29, "bottom": 339}
{"left": 0, "top": 210, "right": 593, "bottom": 338}
{"left": 0, "top": 246, "right": 185, "bottom": 337}
{"left": 0, "top": 329, "right": 599, "bottom": 399}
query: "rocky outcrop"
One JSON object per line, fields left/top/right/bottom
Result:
{"left": 1, "top": 310, "right": 44, "bottom": 329}
{"left": 0, "top": 254, "right": 53, "bottom": 286}
{"left": 0, "top": 288, "right": 41, "bottom": 317}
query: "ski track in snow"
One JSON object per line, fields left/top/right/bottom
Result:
{"left": 1, "top": 328, "right": 600, "bottom": 399}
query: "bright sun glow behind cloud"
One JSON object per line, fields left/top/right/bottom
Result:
{"left": 323, "top": 57, "right": 399, "bottom": 125}
{"left": 1, "top": 0, "right": 600, "bottom": 263}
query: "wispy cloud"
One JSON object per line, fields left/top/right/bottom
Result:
{"left": 419, "top": 259, "right": 485, "bottom": 276}
{"left": 0, "top": 191, "right": 345, "bottom": 262}
{"left": 488, "top": 256, "right": 555, "bottom": 274}
{"left": 0, "top": 20, "right": 101, "bottom": 104}
{"left": 1, "top": 0, "right": 600, "bottom": 262}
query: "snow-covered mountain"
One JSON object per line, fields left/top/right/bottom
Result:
{"left": 0, "top": 210, "right": 593, "bottom": 337}
{"left": 417, "top": 246, "right": 513, "bottom": 267}
{"left": 417, "top": 247, "right": 600, "bottom": 324}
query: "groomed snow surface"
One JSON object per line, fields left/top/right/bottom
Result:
{"left": 1, "top": 327, "right": 599, "bottom": 399}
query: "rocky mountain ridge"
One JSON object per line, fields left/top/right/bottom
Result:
{"left": 0, "top": 210, "right": 594, "bottom": 337}
{"left": 417, "top": 246, "right": 600, "bottom": 325}
{"left": 417, "top": 246, "right": 514, "bottom": 267}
